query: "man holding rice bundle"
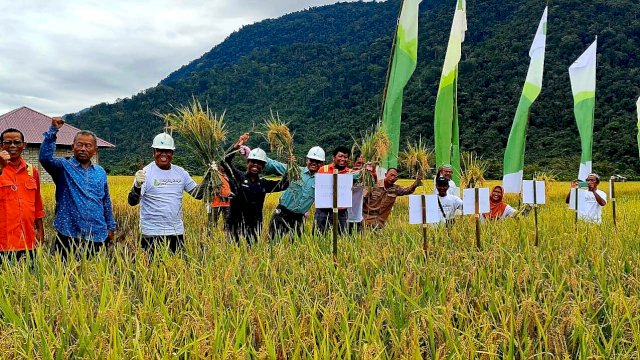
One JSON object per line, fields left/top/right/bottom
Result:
{"left": 362, "top": 168, "right": 422, "bottom": 229}
{"left": 262, "top": 145, "right": 326, "bottom": 240}
{"left": 128, "top": 132, "right": 209, "bottom": 253}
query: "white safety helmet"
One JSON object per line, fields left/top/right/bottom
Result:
{"left": 306, "top": 146, "right": 325, "bottom": 162}
{"left": 151, "top": 133, "right": 175, "bottom": 150}
{"left": 247, "top": 148, "right": 268, "bottom": 163}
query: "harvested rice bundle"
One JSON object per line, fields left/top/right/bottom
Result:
{"left": 399, "top": 137, "right": 432, "bottom": 191}
{"left": 158, "top": 97, "right": 228, "bottom": 202}
{"left": 352, "top": 125, "right": 390, "bottom": 189}
{"left": 460, "top": 151, "right": 488, "bottom": 189}
{"left": 262, "top": 111, "right": 301, "bottom": 181}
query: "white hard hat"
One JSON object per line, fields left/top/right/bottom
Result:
{"left": 152, "top": 133, "right": 175, "bottom": 150}
{"left": 247, "top": 148, "right": 268, "bottom": 163}
{"left": 306, "top": 146, "right": 325, "bottom": 161}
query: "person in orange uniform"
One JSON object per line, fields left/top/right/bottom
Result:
{"left": 315, "top": 146, "right": 357, "bottom": 234}
{"left": 0, "top": 128, "right": 45, "bottom": 260}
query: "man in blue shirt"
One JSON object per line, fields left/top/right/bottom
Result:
{"left": 263, "top": 146, "right": 325, "bottom": 240}
{"left": 40, "top": 117, "right": 116, "bottom": 258}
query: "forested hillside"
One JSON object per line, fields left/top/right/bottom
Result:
{"left": 65, "top": 0, "right": 640, "bottom": 179}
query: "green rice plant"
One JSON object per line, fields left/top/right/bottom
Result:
{"left": 262, "top": 110, "right": 301, "bottom": 182}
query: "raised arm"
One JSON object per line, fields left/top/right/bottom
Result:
{"left": 39, "top": 117, "right": 66, "bottom": 174}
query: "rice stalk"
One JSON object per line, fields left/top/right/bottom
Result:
{"left": 262, "top": 110, "right": 301, "bottom": 182}
{"left": 399, "top": 136, "right": 432, "bottom": 186}
{"left": 157, "top": 97, "right": 228, "bottom": 202}
{"left": 460, "top": 152, "right": 488, "bottom": 189}
{"left": 352, "top": 125, "right": 390, "bottom": 189}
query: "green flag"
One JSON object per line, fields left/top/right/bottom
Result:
{"left": 569, "top": 38, "right": 597, "bottom": 181}
{"left": 381, "top": 0, "right": 421, "bottom": 169}
{"left": 434, "top": 0, "right": 466, "bottom": 185}
{"left": 502, "top": 7, "right": 547, "bottom": 193}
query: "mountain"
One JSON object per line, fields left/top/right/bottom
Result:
{"left": 65, "top": 0, "right": 640, "bottom": 179}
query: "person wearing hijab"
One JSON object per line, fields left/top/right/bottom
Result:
{"left": 483, "top": 185, "right": 516, "bottom": 220}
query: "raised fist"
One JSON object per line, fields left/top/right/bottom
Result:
{"left": 134, "top": 170, "right": 146, "bottom": 188}
{"left": 51, "top": 116, "right": 65, "bottom": 129}
{"left": 0, "top": 150, "right": 9, "bottom": 167}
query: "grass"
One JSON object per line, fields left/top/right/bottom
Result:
{"left": 1, "top": 177, "right": 639, "bottom": 358}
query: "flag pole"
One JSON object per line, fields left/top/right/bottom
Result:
{"left": 379, "top": 0, "right": 404, "bottom": 122}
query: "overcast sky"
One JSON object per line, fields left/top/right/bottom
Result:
{"left": 0, "top": 0, "right": 365, "bottom": 116}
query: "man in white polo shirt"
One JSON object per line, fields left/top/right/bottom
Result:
{"left": 128, "top": 132, "right": 207, "bottom": 253}
{"left": 565, "top": 173, "right": 607, "bottom": 224}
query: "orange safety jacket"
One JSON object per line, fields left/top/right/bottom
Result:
{"left": 0, "top": 159, "right": 45, "bottom": 251}
{"left": 210, "top": 174, "right": 231, "bottom": 208}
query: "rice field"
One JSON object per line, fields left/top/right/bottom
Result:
{"left": 1, "top": 176, "right": 639, "bottom": 359}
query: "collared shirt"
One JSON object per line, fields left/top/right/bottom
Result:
{"left": 363, "top": 180, "right": 418, "bottom": 228}
{"left": 263, "top": 158, "right": 315, "bottom": 214}
{"left": 0, "top": 159, "right": 45, "bottom": 251}
{"left": 39, "top": 126, "right": 116, "bottom": 241}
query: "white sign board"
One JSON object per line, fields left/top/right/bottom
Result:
{"left": 347, "top": 186, "right": 364, "bottom": 222}
{"left": 315, "top": 174, "right": 354, "bottom": 208}
{"left": 463, "top": 188, "right": 490, "bottom": 215}
{"left": 408, "top": 195, "right": 441, "bottom": 225}
{"left": 522, "top": 180, "right": 546, "bottom": 205}
{"left": 568, "top": 188, "right": 588, "bottom": 210}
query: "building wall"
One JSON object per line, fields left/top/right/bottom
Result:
{"left": 24, "top": 145, "right": 101, "bottom": 183}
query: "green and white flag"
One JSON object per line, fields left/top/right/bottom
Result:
{"left": 569, "top": 37, "right": 597, "bottom": 181}
{"left": 637, "top": 96, "right": 640, "bottom": 158}
{"left": 381, "top": 0, "right": 421, "bottom": 169}
{"left": 502, "top": 7, "right": 548, "bottom": 193}
{"left": 434, "top": 0, "right": 467, "bottom": 185}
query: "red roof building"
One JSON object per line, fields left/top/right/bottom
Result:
{"left": 0, "top": 107, "right": 114, "bottom": 147}
{"left": 0, "top": 106, "right": 115, "bottom": 181}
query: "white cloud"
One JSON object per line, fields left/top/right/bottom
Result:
{"left": 0, "top": 0, "right": 365, "bottom": 115}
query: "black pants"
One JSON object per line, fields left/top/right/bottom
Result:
{"left": 313, "top": 208, "right": 348, "bottom": 235}
{"left": 54, "top": 233, "right": 110, "bottom": 260}
{"left": 141, "top": 234, "right": 184, "bottom": 254}
{"left": 226, "top": 220, "right": 261, "bottom": 245}
{"left": 0, "top": 250, "right": 35, "bottom": 264}
{"left": 269, "top": 205, "right": 305, "bottom": 240}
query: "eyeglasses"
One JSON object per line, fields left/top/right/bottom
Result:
{"left": 2, "top": 140, "right": 24, "bottom": 146}
{"left": 73, "top": 142, "right": 94, "bottom": 150}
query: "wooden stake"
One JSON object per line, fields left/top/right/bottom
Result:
{"left": 574, "top": 187, "right": 579, "bottom": 230}
{"left": 421, "top": 195, "right": 428, "bottom": 256}
{"left": 332, "top": 169, "right": 339, "bottom": 265}
{"left": 533, "top": 179, "right": 539, "bottom": 246}
{"left": 475, "top": 187, "right": 481, "bottom": 249}
{"left": 610, "top": 176, "right": 617, "bottom": 227}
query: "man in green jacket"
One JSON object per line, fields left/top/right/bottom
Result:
{"left": 262, "top": 146, "right": 325, "bottom": 240}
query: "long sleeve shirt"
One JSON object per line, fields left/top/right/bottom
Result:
{"left": 263, "top": 158, "right": 315, "bottom": 214}
{"left": 362, "top": 179, "right": 420, "bottom": 228}
{"left": 0, "top": 159, "right": 45, "bottom": 251}
{"left": 39, "top": 126, "right": 116, "bottom": 241}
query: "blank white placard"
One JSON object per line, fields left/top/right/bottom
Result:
{"left": 408, "top": 195, "right": 441, "bottom": 224}
{"left": 568, "top": 188, "right": 588, "bottom": 210}
{"left": 463, "top": 188, "right": 490, "bottom": 215}
{"left": 522, "top": 180, "right": 546, "bottom": 204}
{"left": 315, "top": 174, "right": 353, "bottom": 208}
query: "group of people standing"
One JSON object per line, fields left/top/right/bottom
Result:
{"left": 0, "top": 119, "right": 610, "bottom": 259}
